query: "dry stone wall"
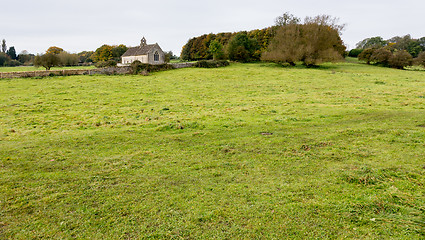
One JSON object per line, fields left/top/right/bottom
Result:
{"left": 0, "top": 63, "right": 195, "bottom": 79}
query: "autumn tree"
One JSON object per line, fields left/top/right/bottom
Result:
{"left": 92, "top": 45, "right": 113, "bottom": 62}
{"left": 415, "top": 51, "right": 425, "bottom": 67}
{"left": 389, "top": 51, "right": 413, "bottom": 69}
{"left": 262, "top": 15, "right": 346, "bottom": 66}
{"left": 370, "top": 48, "right": 392, "bottom": 66}
{"left": 358, "top": 48, "right": 376, "bottom": 64}
{"left": 46, "top": 46, "right": 64, "bottom": 54}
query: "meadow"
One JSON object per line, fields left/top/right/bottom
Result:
{"left": 1, "top": 61, "right": 424, "bottom": 239}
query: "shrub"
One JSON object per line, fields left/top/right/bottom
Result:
{"left": 95, "top": 60, "right": 117, "bottom": 68}
{"left": 370, "top": 48, "right": 392, "bottom": 66}
{"left": 348, "top": 49, "right": 363, "bottom": 58}
{"left": 194, "top": 60, "right": 230, "bottom": 68}
{"left": 358, "top": 48, "right": 375, "bottom": 64}
{"left": 389, "top": 51, "right": 413, "bottom": 69}
{"left": 130, "top": 60, "right": 174, "bottom": 74}
{"left": 414, "top": 52, "right": 425, "bottom": 67}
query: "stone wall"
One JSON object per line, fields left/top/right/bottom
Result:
{"left": 0, "top": 63, "right": 195, "bottom": 79}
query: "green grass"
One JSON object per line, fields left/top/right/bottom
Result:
{"left": 1, "top": 61, "right": 425, "bottom": 239}
{"left": 0, "top": 65, "right": 96, "bottom": 72}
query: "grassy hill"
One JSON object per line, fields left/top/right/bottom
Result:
{"left": 1, "top": 61, "right": 424, "bottom": 238}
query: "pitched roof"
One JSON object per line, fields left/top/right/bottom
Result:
{"left": 122, "top": 44, "right": 158, "bottom": 57}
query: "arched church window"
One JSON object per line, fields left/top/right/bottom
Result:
{"left": 154, "top": 51, "right": 160, "bottom": 62}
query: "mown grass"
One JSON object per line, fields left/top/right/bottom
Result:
{"left": 0, "top": 66, "right": 96, "bottom": 72}
{"left": 1, "top": 61, "right": 425, "bottom": 239}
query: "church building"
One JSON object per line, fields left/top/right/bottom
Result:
{"left": 121, "top": 37, "right": 165, "bottom": 65}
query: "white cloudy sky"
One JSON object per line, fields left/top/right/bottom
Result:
{"left": 1, "top": 0, "right": 424, "bottom": 55}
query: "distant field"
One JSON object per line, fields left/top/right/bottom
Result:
{"left": 1, "top": 61, "right": 424, "bottom": 238}
{"left": 0, "top": 65, "right": 96, "bottom": 72}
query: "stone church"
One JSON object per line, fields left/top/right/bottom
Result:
{"left": 121, "top": 37, "right": 165, "bottom": 65}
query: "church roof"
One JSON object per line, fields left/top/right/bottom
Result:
{"left": 122, "top": 44, "right": 159, "bottom": 57}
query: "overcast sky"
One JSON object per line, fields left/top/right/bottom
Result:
{"left": 1, "top": 0, "right": 424, "bottom": 55}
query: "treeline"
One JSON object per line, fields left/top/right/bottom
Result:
{"left": 181, "top": 13, "right": 347, "bottom": 66}
{"left": 349, "top": 35, "right": 425, "bottom": 69}
{"left": 0, "top": 39, "right": 34, "bottom": 66}
{"left": 0, "top": 39, "right": 176, "bottom": 69}
{"left": 181, "top": 28, "right": 276, "bottom": 61}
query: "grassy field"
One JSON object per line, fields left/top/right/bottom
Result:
{"left": 0, "top": 66, "right": 96, "bottom": 72}
{"left": 1, "top": 61, "right": 425, "bottom": 239}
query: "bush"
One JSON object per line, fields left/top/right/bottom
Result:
{"left": 130, "top": 60, "right": 174, "bottom": 74}
{"left": 348, "top": 49, "right": 363, "bottom": 57}
{"left": 370, "top": 48, "right": 392, "bottom": 66}
{"left": 389, "top": 51, "right": 413, "bottom": 69}
{"left": 6, "top": 59, "right": 21, "bottom": 67}
{"left": 358, "top": 48, "right": 375, "bottom": 64}
{"left": 194, "top": 60, "right": 230, "bottom": 68}
{"left": 414, "top": 52, "right": 425, "bottom": 67}
{"left": 95, "top": 60, "right": 117, "bottom": 68}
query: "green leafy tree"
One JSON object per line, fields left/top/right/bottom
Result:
{"left": 356, "top": 37, "right": 387, "bottom": 49}
{"left": 348, "top": 49, "right": 363, "bottom": 57}
{"left": 111, "top": 44, "right": 128, "bottom": 61}
{"left": 226, "top": 32, "right": 260, "bottom": 62}
{"left": 6, "top": 46, "right": 17, "bottom": 60}
{"left": 34, "top": 53, "right": 61, "bottom": 70}
{"left": 209, "top": 40, "right": 225, "bottom": 60}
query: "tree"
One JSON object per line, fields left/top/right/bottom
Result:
{"left": 389, "top": 51, "right": 412, "bottom": 69}
{"left": 34, "top": 53, "right": 61, "bottom": 70}
{"left": 226, "top": 32, "right": 260, "bottom": 62}
{"left": 58, "top": 52, "right": 79, "bottom": 66}
{"left": 92, "top": 45, "right": 113, "bottom": 62}
{"left": 78, "top": 51, "right": 94, "bottom": 64}
{"left": 356, "top": 37, "right": 387, "bottom": 49}
{"left": 414, "top": 51, "right": 425, "bottom": 67}
{"left": 111, "top": 44, "right": 128, "bottom": 61}
{"left": 0, "top": 52, "right": 8, "bottom": 66}
{"left": 348, "top": 49, "right": 363, "bottom": 57}
{"left": 17, "top": 51, "right": 35, "bottom": 65}
{"left": 209, "top": 40, "right": 225, "bottom": 60}
{"left": 370, "top": 48, "right": 392, "bottom": 66}
{"left": 6, "top": 46, "right": 17, "bottom": 60}
{"left": 1, "top": 39, "right": 6, "bottom": 53}
{"left": 46, "top": 46, "right": 64, "bottom": 54}
{"left": 262, "top": 15, "right": 346, "bottom": 66}
{"left": 275, "top": 12, "right": 300, "bottom": 26}
{"left": 358, "top": 48, "right": 376, "bottom": 64}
